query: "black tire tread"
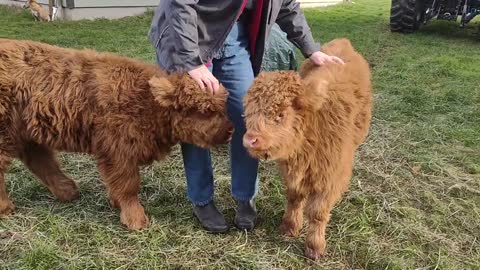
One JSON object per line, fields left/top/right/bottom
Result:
{"left": 390, "top": 0, "right": 421, "bottom": 33}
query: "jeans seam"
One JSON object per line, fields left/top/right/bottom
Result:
{"left": 232, "top": 176, "right": 259, "bottom": 202}
{"left": 232, "top": 194, "right": 255, "bottom": 202}
{"left": 189, "top": 194, "right": 214, "bottom": 207}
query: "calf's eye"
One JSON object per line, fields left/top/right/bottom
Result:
{"left": 275, "top": 112, "right": 284, "bottom": 123}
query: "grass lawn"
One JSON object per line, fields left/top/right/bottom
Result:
{"left": 0, "top": 0, "right": 479, "bottom": 269}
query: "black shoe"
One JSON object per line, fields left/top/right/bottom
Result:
{"left": 234, "top": 200, "right": 257, "bottom": 231}
{"left": 193, "top": 201, "right": 229, "bottom": 233}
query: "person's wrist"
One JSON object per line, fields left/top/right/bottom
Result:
{"left": 309, "top": 51, "right": 324, "bottom": 57}
{"left": 188, "top": 65, "right": 204, "bottom": 72}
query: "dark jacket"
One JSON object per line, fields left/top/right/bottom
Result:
{"left": 148, "top": 0, "right": 320, "bottom": 76}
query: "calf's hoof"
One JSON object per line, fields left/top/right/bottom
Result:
{"left": 51, "top": 179, "right": 79, "bottom": 202}
{"left": 279, "top": 218, "right": 301, "bottom": 237}
{"left": 0, "top": 200, "right": 15, "bottom": 217}
{"left": 304, "top": 242, "right": 326, "bottom": 261}
{"left": 109, "top": 197, "right": 120, "bottom": 209}
{"left": 120, "top": 205, "right": 149, "bottom": 230}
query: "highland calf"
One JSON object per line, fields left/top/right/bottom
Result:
{"left": 22, "top": 0, "right": 51, "bottom": 22}
{"left": 0, "top": 39, "right": 233, "bottom": 230}
{"left": 243, "top": 39, "right": 372, "bottom": 260}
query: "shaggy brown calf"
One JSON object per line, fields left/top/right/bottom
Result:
{"left": 22, "top": 0, "right": 51, "bottom": 22}
{"left": 0, "top": 39, "right": 233, "bottom": 230}
{"left": 243, "top": 38, "right": 372, "bottom": 260}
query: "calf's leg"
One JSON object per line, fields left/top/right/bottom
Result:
{"left": 304, "top": 192, "right": 335, "bottom": 261}
{"left": 0, "top": 154, "right": 14, "bottom": 216}
{"left": 20, "top": 142, "right": 79, "bottom": 202}
{"left": 280, "top": 186, "right": 307, "bottom": 237}
{"left": 97, "top": 159, "right": 148, "bottom": 230}
{"left": 304, "top": 167, "right": 352, "bottom": 261}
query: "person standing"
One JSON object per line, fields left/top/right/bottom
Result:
{"left": 149, "top": 0, "right": 343, "bottom": 233}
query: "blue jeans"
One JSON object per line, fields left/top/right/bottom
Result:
{"left": 179, "top": 22, "right": 258, "bottom": 206}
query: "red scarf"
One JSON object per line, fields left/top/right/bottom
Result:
{"left": 248, "top": 0, "right": 264, "bottom": 58}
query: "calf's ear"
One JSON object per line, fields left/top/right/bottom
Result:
{"left": 293, "top": 78, "right": 328, "bottom": 112}
{"left": 149, "top": 76, "right": 176, "bottom": 108}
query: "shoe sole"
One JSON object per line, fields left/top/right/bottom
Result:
{"left": 193, "top": 212, "right": 230, "bottom": 234}
{"left": 234, "top": 219, "right": 256, "bottom": 232}
{"left": 204, "top": 226, "right": 230, "bottom": 234}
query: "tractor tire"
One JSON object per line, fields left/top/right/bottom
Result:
{"left": 390, "top": 0, "right": 424, "bottom": 33}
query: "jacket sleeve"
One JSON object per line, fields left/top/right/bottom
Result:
{"left": 275, "top": 0, "right": 321, "bottom": 58}
{"left": 167, "top": 0, "right": 203, "bottom": 71}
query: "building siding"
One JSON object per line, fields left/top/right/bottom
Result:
{"left": 0, "top": 0, "right": 344, "bottom": 20}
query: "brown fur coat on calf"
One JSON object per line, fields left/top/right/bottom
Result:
{"left": 243, "top": 38, "right": 372, "bottom": 260}
{"left": 0, "top": 39, "right": 232, "bottom": 230}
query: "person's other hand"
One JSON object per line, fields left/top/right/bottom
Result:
{"left": 309, "top": 51, "right": 344, "bottom": 66}
{"left": 187, "top": 65, "right": 220, "bottom": 95}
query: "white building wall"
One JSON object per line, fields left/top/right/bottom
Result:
{"left": 0, "top": 0, "right": 344, "bottom": 21}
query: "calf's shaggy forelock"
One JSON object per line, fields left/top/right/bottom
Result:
{"left": 243, "top": 38, "right": 372, "bottom": 260}
{"left": 0, "top": 39, "right": 232, "bottom": 230}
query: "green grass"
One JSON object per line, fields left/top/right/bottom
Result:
{"left": 1, "top": 1, "right": 479, "bottom": 269}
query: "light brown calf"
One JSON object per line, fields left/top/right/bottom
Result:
{"left": 243, "top": 38, "right": 372, "bottom": 260}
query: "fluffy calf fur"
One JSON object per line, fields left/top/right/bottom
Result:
{"left": 0, "top": 39, "right": 233, "bottom": 230}
{"left": 243, "top": 38, "right": 372, "bottom": 260}
{"left": 22, "top": 0, "right": 50, "bottom": 22}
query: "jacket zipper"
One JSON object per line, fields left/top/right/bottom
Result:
{"left": 155, "top": 25, "right": 170, "bottom": 48}
{"left": 267, "top": 0, "right": 273, "bottom": 25}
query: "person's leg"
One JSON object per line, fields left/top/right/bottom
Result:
{"left": 181, "top": 142, "right": 228, "bottom": 233}
{"left": 212, "top": 22, "right": 259, "bottom": 230}
{"left": 157, "top": 52, "right": 228, "bottom": 233}
{"left": 180, "top": 144, "right": 214, "bottom": 206}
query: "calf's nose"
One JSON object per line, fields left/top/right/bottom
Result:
{"left": 243, "top": 133, "right": 260, "bottom": 149}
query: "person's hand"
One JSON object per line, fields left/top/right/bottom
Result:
{"left": 309, "top": 51, "right": 344, "bottom": 66}
{"left": 187, "top": 65, "right": 220, "bottom": 95}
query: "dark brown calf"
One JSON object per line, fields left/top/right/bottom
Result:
{"left": 0, "top": 39, "right": 232, "bottom": 230}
